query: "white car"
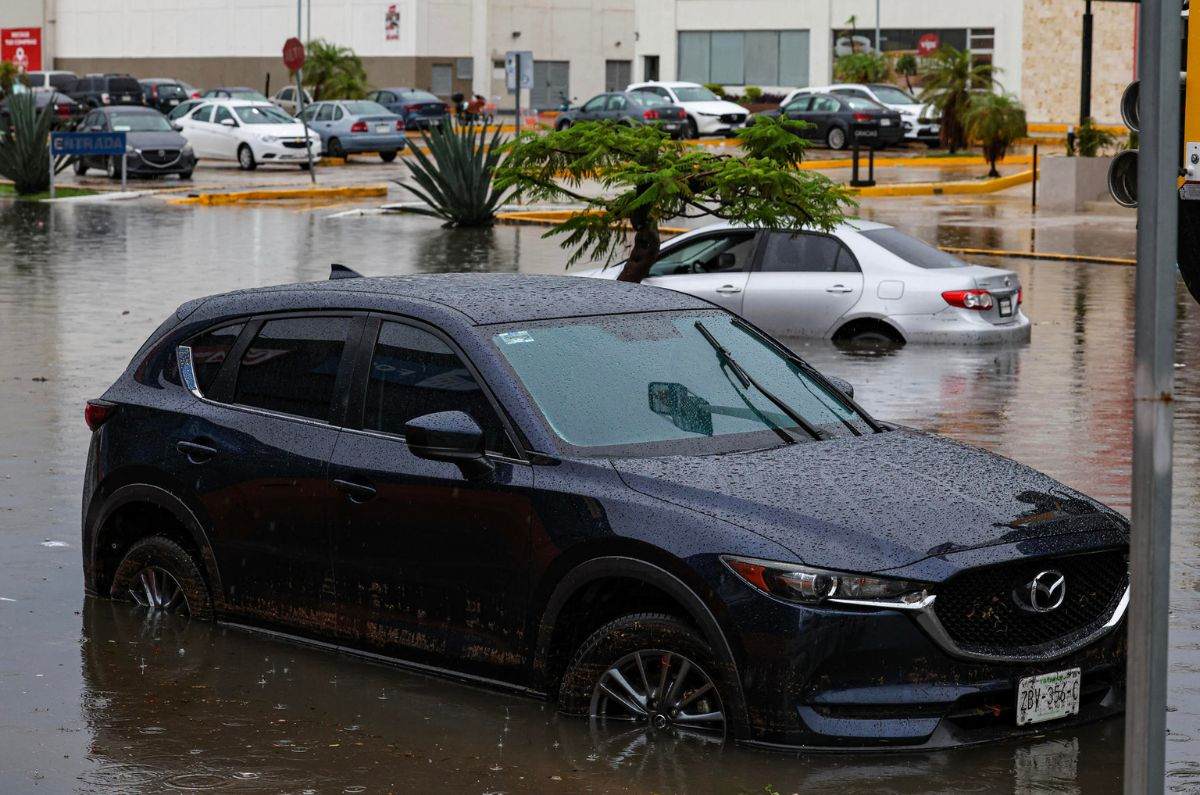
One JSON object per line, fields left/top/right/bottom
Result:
{"left": 173, "top": 99, "right": 322, "bottom": 170}
{"left": 270, "top": 85, "right": 314, "bottom": 116}
{"left": 626, "top": 81, "right": 748, "bottom": 139}
{"left": 576, "top": 220, "right": 1030, "bottom": 345}
{"left": 782, "top": 83, "right": 940, "bottom": 145}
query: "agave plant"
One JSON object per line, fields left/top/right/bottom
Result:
{"left": 0, "top": 92, "right": 56, "bottom": 195}
{"left": 397, "top": 120, "right": 510, "bottom": 227}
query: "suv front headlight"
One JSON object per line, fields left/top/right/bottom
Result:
{"left": 721, "top": 555, "right": 930, "bottom": 607}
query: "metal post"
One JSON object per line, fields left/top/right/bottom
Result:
{"left": 1123, "top": 0, "right": 1180, "bottom": 792}
{"left": 1081, "top": 0, "right": 1094, "bottom": 123}
{"left": 514, "top": 52, "right": 521, "bottom": 134}
{"left": 120, "top": 152, "right": 126, "bottom": 191}
{"left": 1032, "top": 143, "right": 1038, "bottom": 208}
{"left": 297, "top": 0, "right": 316, "bottom": 183}
{"left": 851, "top": 141, "right": 860, "bottom": 184}
{"left": 874, "top": 0, "right": 881, "bottom": 55}
{"left": 307, "top": 0, "right": 312, "bottom": 41}
{"left": 48, "top": 143, "right": 54, "bottom": 200}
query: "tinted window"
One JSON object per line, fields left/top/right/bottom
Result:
{"left": 188, "top": 324, "right": 243, "bottom": 394}
{"left": 365, "top": 322, "right": 513, "bottom": 455}
{"left": 582, "top": 95, "right": 607, "bottom": 112}
{"left": 760, "top": 233, "right": 857, "bottom": 273}
{"left": 233, "top": 317, "right": 350, "bottom": 421}
{"left": 49, "top": 74, "right": 76, "bottom": 90}
{"left": 279, "top": 87, "right": 294, "bottom": 100}
{"left": 156, "top": 83, "right": 187, "bottom": 99}
{"left": 214, "top": 106, "right": 235, "bottom": 125}
{"left": 810, "top": 96, "right": 839, "bottom": 112}
{"left": 331, "top": 106, "right": 344, "bottom": 121}
{"left": 859, "top": 228, "right": 967, "bottom": 269}
{"left": 606, "top": 95, "right": 628, "bottom": 111}
{"left": 649, "top": 233, "right": 756, "bottom": 277}
{"left": 108, "top": 77, "right": 141, "bottom": 93}
{"left": 191, "top": 104, "right": 213, "bottom": 122}
{"left": 785, "top": 96, "right": 811, "bottom": 112}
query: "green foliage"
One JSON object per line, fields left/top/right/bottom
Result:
{"left": 0, "top": 92, "right": 54, "bottom": 194}
{"left": 833, "top": 52, "right": 890, "bottom": 83}
{"left": 962, "top": 92, "right": 1027, "bottom": 177}
{"left": 894, "top": 53, "right": 918, "bottom": 91}
{"left": 742, "top": 85, "right": 763, "bottom": 104}
{"left": 494, "top": 116, "right": 855, "bottom": 282}
{"left": 918, "top": 46, "right": 998, "bottom": 152}
{"left": 397, "top": 120, "right": 510, "bottom": 226}
{"left": 1071, "top": 117, "right": 1117, "bottom": 158}
{"left": 0, "top": 61, "right": 20, "bottom": 99}
{"left": 703, "top": 82, "right": 727, "bottom": 99}
{"left": 302, "top": 39, "right": 369, "bottom": 100}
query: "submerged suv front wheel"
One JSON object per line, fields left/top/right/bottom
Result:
{"left": 110, "top": 536, "right": 213, "bottom": 620}
{"left": 558, "top": 613, "right": 727, "bottom": 738}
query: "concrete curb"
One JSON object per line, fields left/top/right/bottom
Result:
{"left": 168, "top": 184, "right": 389, "bottom": 206}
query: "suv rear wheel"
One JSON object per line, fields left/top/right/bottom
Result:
{"left": 110, "top": 536, "right": 213, "bottom": 620}
{"left": 558, "top": 613, "right": 727, "bottom": 738}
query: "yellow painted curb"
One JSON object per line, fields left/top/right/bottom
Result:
{"left": 847, "top": 169, "right": 1033, "bottom": 197}
{"left": 169, "top": 184, "right": 388, "bottom": 206}
{"left": 800, "top": 153, "right": 1034, "bottom": 171}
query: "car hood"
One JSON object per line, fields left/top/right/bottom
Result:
{"left": 680, "top": 100, "right": 747, "bottom": 115}
{"left": 128, "top": 130, "right": 188, "bottom": 148}
{"left": 609, "top": 428, "right": 1123, "bottom": 573}
{"left": 251, "top": 123, "right": 311, "bottom": 136}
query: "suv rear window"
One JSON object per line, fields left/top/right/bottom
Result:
{"left": 49, "top": 74, "right": 75, "bottom": 90}
{"left": 107, "top": 77, "right": 141, "bottom": 93}
{"left": 188, "top": 324, "right": 244, "bottom": 394}
{"left": 232, "top": 317, "right": 351, "bottom": 421}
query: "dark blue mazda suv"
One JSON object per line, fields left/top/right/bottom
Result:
{"left": 82, "top": 271, "right": 1128, "bottom": 751}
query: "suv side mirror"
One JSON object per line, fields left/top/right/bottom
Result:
{"left": 404, "top": 411, "right": 493, "bottom": 475}
{"left": 824, "top": 375, "right": 855, "bottom": 399}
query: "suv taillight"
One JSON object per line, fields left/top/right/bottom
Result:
{"left": 350, "top": 120, "right": 368, "bottom": 133}
{"left": 85, "top": 399, "right": 117, "bottom": 431}
{"left": 942, "top": 289, "right": 994, "bottom": 311}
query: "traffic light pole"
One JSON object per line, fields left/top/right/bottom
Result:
{"left": 1124, "top": 1, "right": 1180, "bottom": 792}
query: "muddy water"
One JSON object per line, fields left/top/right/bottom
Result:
{"left": 0, "top": 198, "right": 1194, "bottom": 793}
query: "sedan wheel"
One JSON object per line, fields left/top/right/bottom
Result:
{"left": 73, "top": 157, "right": 88, "bottom": 176}
{"left": 105, "top": 156, "right": 123, "bottom": 180}
{"left": 379, "top": 150, "right": 398, "bottom": 163}
{"left": 237, "top": 144, "right": 257, "bottom": 171}
{"left": 685, "top": 117, "right": 699, "bottom": 140}
{"left": 827, "top": 126, "right": 847, "bottom": 150}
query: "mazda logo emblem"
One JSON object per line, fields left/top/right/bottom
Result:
{"left": 1015, "top": 570, "right": 1067, "bottom": 613}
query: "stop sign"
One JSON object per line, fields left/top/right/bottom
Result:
{"left": 917, "top": 33, "right": 940, "bottom": 56}
{"left": 283, "top": 37, "right": 306, "bottom": 72}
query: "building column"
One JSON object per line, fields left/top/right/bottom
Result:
{"left": 471, "top": 0, "right": 489, "bottom": 98}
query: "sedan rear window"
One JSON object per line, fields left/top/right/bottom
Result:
{"left": 340, "top": 101, "right": 391, "bottom": 116}
{"left": 233, "top": 317, "right": 351, "bottom": 422}
{"left": 493, "top": 311, "right": 870, "bottom": 455}
{"left": 859, "top": 228, "right": 967, "bottom": 269}
{"left": 843, "top": 96, "right": 884, "bottom": 111}
{"left": 156, "top": 83, "right": 187, "bottom": 99}
{"left": 400, "top": 91, "right": 441, "bottom": 103}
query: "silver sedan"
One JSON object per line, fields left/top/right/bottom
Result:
{"left": 576, "top": 220, "right": 1030, "bottom": 346}
{"left": 298, "top": 100, "right": 407, "bottom": 162}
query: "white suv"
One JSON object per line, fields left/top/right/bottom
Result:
{"left": 626, "top": 81, "right": 748, "bottom": 139}
{"left": 782, "top": 83, "right": 940, "bottom": 145}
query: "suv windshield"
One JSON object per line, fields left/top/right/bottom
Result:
{"left": 869, "top": 85, "right": 918, "bottom": 105}
{"left": 110, "top": 112, "right": 173, "bottom": 132}
{"left": 860, "top": 228, "right": 967, "bottom": 269}
{"left": 234, "top": 105, "right": 294, "bottom": 124}
{"left": 493, "top": 311, "right": 872, "bottom": 456}
{"left": 672, "top": 86, "right": 720, "bottom": 102}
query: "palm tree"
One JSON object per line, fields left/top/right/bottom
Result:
{"left": 301, "top": 39, "right": 369, "bottom": 100}
{"left": 962, "top": 93, "right": 1027, "bottom": 177}
{"left": 895, "top": 53, "right": 918, "bottom": 92}
{"left": 918, "top": 46, "right": 998, "bottom": 153}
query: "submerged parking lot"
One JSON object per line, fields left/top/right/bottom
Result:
{"left": 0, "top": 195, "right": 1197, "bottom": 793}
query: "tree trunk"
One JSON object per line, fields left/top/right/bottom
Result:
{"left": 616, "top": 218, "right": 661, "bottom": 283}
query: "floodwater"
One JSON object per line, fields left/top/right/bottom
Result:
{"left": 0, "top": 195, "right": 1195, "bottom": 794}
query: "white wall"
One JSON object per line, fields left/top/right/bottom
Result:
{"left": 634, "top": 0, "right": 1022, "bottom": 98}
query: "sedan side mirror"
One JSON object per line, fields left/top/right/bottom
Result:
{"left": 220, "top": 118, "right": 236, "bottom": 127}
{"left": 170, "top": 122, "right": 182, "bottom": 131}
{"left": 404, "top": 411, "right": 493, "bottom": 476}
{"left": 824, "top": 375, "right": 855, "bottom": 399}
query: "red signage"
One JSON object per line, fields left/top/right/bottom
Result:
{"left": 282, "top": 37, "right": 306, "bottom": 72}
{"left": 1, "top": 28, "right": 41, "bottom": 73}
{"left": 917, "top": 32, "right": 940, "bottom": 56}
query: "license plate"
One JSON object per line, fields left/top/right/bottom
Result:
{"left": 931, "top": 124, "right": 941, "bottom": 133}
{"left": 375, "top": 124, "right": 389, "bottom": 133}
{"left": 121, "top": 95, "right": 131, "bottom": 101}
{"left": 663, "top": 123, "right": 679, "bottom": 129}
{"left": 169, "top": 99, "right": 179, "bottom": 105}
{"left": 1017, "top": 668, "right": 1081, "bottom": 726}
{"left": 881, "top": 119, "right": 892, "bottom": 126}
{"left": 999, "top": 297, "right": 1013, "bottom": 317}
{"left": 856, "top": 128, "right": 879, "bottom": 137}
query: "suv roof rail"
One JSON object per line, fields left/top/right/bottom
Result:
{"left": 329, "top": 263, "right": 364, "bottom": 280}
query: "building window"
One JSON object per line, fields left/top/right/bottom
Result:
{"left": 431, "top": 64, "right": 453, "bottom": 96}
{"left": 678, "top": 30, "right": 809, "bottom": 87}
{"left": 605, "top": 59, "right": 631, "bottom": 91}
{"left": 643, "top": 55, "right": 660, "bottom": 82}
{"left": 456, "top": 57, "right": 473, "bottom": 79}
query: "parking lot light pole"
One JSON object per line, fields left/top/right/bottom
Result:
{"left": 296, "top": 0, "right": 316, "bottom": 183}
{"left": 1124, "top": 1, "right": 1180, "bottom": 792}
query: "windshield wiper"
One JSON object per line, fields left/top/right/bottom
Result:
{"left": 694, "top": 321, "right": 822, "bottom": 441}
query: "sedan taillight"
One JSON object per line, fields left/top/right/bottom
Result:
{"left": 643, "top": 108, "right": 660, "bottom": 120}
{"left": 852, "top": 112, "right": 872, "bottom": 123}
{"left": 942, "top": 289, "right": 994, "bottom": 311}
{"left": 350, "top": 120, "right": 368, "bottom": 133}
{"left": 395, "top": 119, "right": 405, "bottom": 131}
{"left": 1017, "top": 286, "right": 1023, "bottom": 305}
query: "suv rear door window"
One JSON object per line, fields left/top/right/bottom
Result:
{"left": 187, "top": 324, "right": 244, "bottom": 394}
{"left": 364, "top": 321, "right": 515, "bottom": 455}
{"left": 233, "top": 317, "right": 352, "bottom": 421}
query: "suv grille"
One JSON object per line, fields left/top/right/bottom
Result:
{"left": 719, "top": 112, "right": 746, "bottom": 124}
{"left": 932, "top": 549, "right": 1127, "bottom": 655}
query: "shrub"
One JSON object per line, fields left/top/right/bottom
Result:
{"left": 743, "top": 85, "right": 764, "bottom": 104}
{"left": 396, "top": 119, "right": 510, "bottom": 226}
{"left": 962, "top": 92, "right": 1027, "bottom": 177}
{"left": 0, "top": 92, "right": 54, "bottom": 194}
{"left": 833, "top": 52, "right": 889, "bottom": 83}
{"left": 1069, "top": 117, "right": 1117, "bottom": 158}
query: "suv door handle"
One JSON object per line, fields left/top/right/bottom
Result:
{"left": 825, "top": 284, "right": 855, "bottom": 294}
{"left": 176, "top": 440, "right": 217, "bottom": 464}
{"left": 333, "top": 478, "right": 377, "bottom": 503}
{"left": 715, "top": 284, "right": 742, "bottom": 294}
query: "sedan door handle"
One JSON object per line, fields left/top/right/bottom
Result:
{"left": 715, "top": 284, "right": 743, "bottom": 294}
{"left": 333, "top": 478, "right": 377, "bottom": 503}
{"left": 176, "top": 440, "right": 217, "bottom": 464}
{"left": 825, "top": 284, "right": 855, "bottom": 294}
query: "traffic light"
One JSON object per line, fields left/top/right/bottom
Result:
{"left": 1107, "top": 81, "right": 1139, "bottom": 207}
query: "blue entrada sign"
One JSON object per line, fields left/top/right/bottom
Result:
{"left": 50, "top": 131, "right": 127, "bottom": 157}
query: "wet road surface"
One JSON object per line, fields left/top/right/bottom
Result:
{"left": 0, "top": 196, "right": 1194, "bottom": 793}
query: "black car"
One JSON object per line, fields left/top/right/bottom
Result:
{"left": 68, "top": 73, "right": 144, "bottom": 109}
{"left": 365, "top": 87, "right": 448, "bottom": 129}
{"left": 74, "top": 106, "right": 195, "bottom": 179}
{"left": 555, "top": 91, "right": 687, "bottom": 138}
{"left": 0, "top": 89, "right": 80, "bottom": 131}
{"left": 139, "top": 79, "right": 192, "bottom": 114}
{"left": 82, "top": 272, "right": 1128, "bottom": 751}
{"left": 758, "top": 92, "right": 903, "bottom": 150}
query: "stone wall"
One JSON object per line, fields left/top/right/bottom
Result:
{"left": 1021, "top": 0, "right": 1138, "bottom": 125}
